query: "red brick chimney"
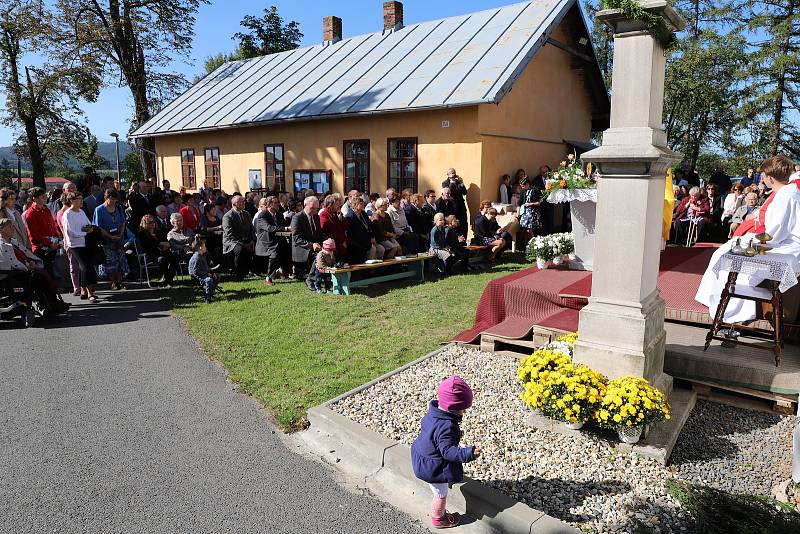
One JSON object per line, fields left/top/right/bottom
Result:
{"left": 383, "top": 1, "right": 403, "bottom": 31}
{"left": 323, "top": 16, "right": 342, "bottom": 43}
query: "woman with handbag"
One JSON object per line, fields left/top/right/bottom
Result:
{"left": 517, "top": 177, "right": 543, "bottom": 248}
{"left": 61, "top": 192, "right": 99, "bottom": 302}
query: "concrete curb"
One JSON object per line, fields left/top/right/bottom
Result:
{"left": 303, "top": 344, "right": 580, "bottom": 534}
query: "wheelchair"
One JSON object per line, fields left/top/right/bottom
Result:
{"left": 0, "top": 270, "right": 36, "bottom": 328}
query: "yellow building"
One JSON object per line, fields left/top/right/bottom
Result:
{"left": 131, "top": 0, "right": 609, "bottom": 217}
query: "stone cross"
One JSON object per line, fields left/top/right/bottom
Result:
{"left": 573, "top": 1, "right": 685, "bottom": 395}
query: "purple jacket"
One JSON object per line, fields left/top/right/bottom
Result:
{"left": 411, "top": 400, "right": 475, "bottom": 484}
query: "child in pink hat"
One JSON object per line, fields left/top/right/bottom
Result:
{"left": 314, "top": 238, "right": 336, "bottom": 293}
{"left": 411, "top": 375, "right": 482, "bottom": 529}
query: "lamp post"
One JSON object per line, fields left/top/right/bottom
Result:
{"left": 110, "top": 132, "right": 122, "bottom": 189}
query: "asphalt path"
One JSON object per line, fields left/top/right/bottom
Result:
{"left": 0, "top": 287, "right": 427, "bottom": 534}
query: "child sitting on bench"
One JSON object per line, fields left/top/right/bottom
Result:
{"left": 188, "top": 238, "right": 218, "bottom": 303}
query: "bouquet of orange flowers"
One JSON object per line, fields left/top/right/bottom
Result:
{"left": 541, "top": 153, "right": 596, "bottom": 201}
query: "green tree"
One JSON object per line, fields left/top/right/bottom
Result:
{"left": 0, "top": 0, "right": 100, "bottom": 188}
{"left": 664, "top": 0, "right": 747, "bottom": 167}
{"left": 583, "top": 1, "right": 614, "bottom": 89}
{"left": 0, "top": 157, "right": 12, "bottom": 188}
{"left": 732, "top": 0, "right": 800, "bottom": 157}
{"left": 122, "top": 149, "right": 143, "bottom": 186}
{"left": 200, "top": 5, "right": 302, "bottom": 77}
{"left": 74, "top": 128, "right": 109, "bottom": 170}
{"left": 59, "top": 0, "right": 210, "bottom": 179}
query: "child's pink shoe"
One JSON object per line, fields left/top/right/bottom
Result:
{"left": 431, "top": 511, "right": 461, "bottom": 529}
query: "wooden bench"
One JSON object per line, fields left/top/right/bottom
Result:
{"left": 327, "top": 254, "right": 432, "bottom": 295}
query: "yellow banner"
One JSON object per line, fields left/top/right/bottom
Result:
{"left": 663, "top": 168, "right": 674, "bottom": 242}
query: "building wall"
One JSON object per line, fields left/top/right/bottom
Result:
{"left": 153, "top": 21, "right": 596, "bottom": 221}
{"left": 476, "top": 23, "right": 595, "bottom": 202}
{"left": 154, "top": 106, "right": 481, "bottom": 200}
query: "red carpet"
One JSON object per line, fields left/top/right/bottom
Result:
{"left": 453, "top": 246, "right": 718, "bottom": 344}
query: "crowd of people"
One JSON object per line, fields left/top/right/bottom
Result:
{"left": 670, "top": 163, "right": 800, "bottom": 245}
{"left": 0, "top": 165, "right": 526, "bottom": 314}
{"left": 6, "top": 155, "right": 792, "bottom": 317}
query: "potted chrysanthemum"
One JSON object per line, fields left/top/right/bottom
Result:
{"left": 518, "top": 348, "right": 573, "bottom": 412}
{"left": 539, "top": 364, "right": 607, "bottom": 429}
{"left": 595, "top": 376, "right": 671, "bottom": 443}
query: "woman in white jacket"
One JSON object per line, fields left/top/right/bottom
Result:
{"left": 61, "top": 192, "right": 99, "bottom": 302}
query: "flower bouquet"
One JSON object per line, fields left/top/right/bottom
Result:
{"left": 541, "top": 153, "right": 596, "bottom": 202}
{"left": 595, "top": 376, "right": 671, "bottom": 443}
{"left": 539, "top": 364, "right": 607, "bottom": 429}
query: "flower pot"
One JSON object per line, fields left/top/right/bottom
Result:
{"left": 536, "top": 258, "right": 548, "bottom": 269}
{"left": 568, "top": 252, "right": 576, "bottom": 261}
{"left": 617, "top": 425, "right": 643, "bottom": 444}
{"left": 564, "top": 421, "right": 584, "bottom": 430}
{"left": 552, "top": 255, "right": 563, "bottom": 266}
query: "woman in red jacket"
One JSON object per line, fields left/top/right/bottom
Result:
{"left": 672, "top": 186, "right": 711, "bottom": 245}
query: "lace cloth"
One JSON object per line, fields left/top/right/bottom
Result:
{"left": 546, "top": 188, "right": 597, "bottom": 204}
{"left": 712, "top": 251, "right": 799, "bottom": 293}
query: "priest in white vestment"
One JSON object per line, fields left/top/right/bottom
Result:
{"left": 696, "top": 156, "right": 800, "bottom": 322}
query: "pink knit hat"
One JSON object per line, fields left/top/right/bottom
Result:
{"left": 437, "top": 375, "right": 473, "bottom": 412}
{"left": 322, "top": 238, "right": 336, "bottom": 251}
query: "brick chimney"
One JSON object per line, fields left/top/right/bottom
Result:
{"left": 383, "top": 1, "right": 403, "bottom": 31}
{"left": 323, "top": 16, "right": 342, "bottom": 43}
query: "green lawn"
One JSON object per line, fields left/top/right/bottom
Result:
{"left": 166, "top": 254, "right": 529, "bottom": 429}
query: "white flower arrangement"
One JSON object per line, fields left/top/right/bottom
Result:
{"left": 541, "top": 340, "right": 573, "bottom": 357}
{"left": 526, "top": 233, "right": 575, "bottom": 266}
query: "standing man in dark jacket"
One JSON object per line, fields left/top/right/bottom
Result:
{"left": 222, "top": 195, "right": 255, "bottom": 279}
{"left": 254, "top": 196, "right": 290, "bottom": 286}
{"left": 442, "top": 168, "right": 468, "bottom": 238}
{"left": 128, "top": 181, "right": 154, "bottom": 233}
{"left": 290, "top": 195, "right": 323, "bottom": 290}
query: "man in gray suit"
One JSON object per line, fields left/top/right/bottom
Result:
{"left": 290, "top": 196, "right": 322, "bottom": 290}
{"left": 254, "top": 196, "right": 290, "bottom": 286}
{"left": 222, "top": 195, "right": 255, "bottom": 280}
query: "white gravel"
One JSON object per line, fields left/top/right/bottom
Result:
{"left": 331, "top": 345, "right": 797, "bottom": 534}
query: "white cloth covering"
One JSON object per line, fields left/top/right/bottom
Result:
{"left": 61, "top": 209, "right": 91, "bottom": 249}
{"left": 695, "top": 183, "right": 800, "bottom": 322}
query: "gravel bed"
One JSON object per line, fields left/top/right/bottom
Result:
{"left": 331, "top": 345, "right": 797, "bottom": 534}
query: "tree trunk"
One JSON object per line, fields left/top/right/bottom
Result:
{"left": 130, "top": 73, "right": 156, "bottom": 180}
{"left": 23, "top": 117, "right": 46, "bottom": 188}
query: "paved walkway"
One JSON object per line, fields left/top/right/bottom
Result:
{"left": 1, "top": 287, "right": 427, "bottom": 534}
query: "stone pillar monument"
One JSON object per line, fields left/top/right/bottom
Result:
{"left": 573, "top": 1, "right": 685, "bottom": 395}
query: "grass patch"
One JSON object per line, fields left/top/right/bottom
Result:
{"left": 165, "top": 254, "right": 529, "bottom": 429}
{"left": 665, "top": 480, "right": 800, "bottom": 534}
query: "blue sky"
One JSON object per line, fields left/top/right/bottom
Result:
{"left": 0, "top": 0, "right": 518, "bottom": 147}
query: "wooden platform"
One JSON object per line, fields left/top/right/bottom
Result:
{"left": 478, "top": 321, "right": 799, "bottom": 414}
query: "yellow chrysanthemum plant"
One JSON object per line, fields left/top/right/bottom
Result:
{"left": 518, "top": 333, "right": 579, "bottom": 410}
{"left": 595, "top": 376, "right": 671, "bottom": 430}
{"left": 518, "top": 349, "right": 572, "bottom": 410}
{"left": 539, "top": 364, "right": 607, "bottom": 424}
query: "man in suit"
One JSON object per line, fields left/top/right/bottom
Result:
{"left": 290, "top": 195, "right": 323, "bottom": 290}
{"left": 442, "top": 168, "right": 468, "bottom": 238}
{"left": 82, "top": 185, "right": 103, "bottom": 219}
{"left": 154, "top": 205, "right": 171, "bottom": 242}
{"left": 222, "top": 195, "right": 255, "bottom": 279}
{"left": 128, "top": 181, "right": 154, "bottom": 233}
{"left": 254, "top": 196, "right": 290, "bottom": 286}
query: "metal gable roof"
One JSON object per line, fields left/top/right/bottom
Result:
{"left": 131, "top": 0, "right": 577, "bottom": 138}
